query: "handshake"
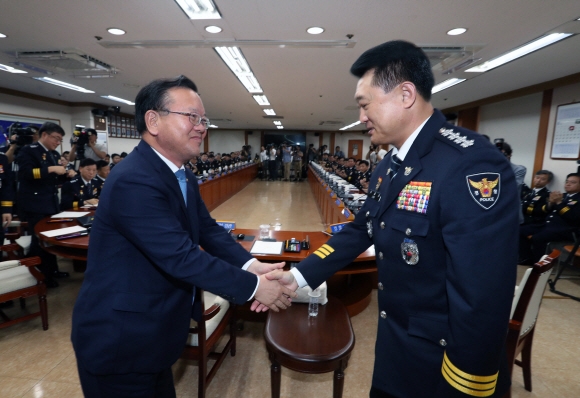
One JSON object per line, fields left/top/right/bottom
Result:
{"left": 246, "top": 261, "right": 299, "bottom": 313}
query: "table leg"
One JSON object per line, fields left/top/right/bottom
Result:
{"left": 270, "top": 360, "right": 281, "bottom": 398}
{"left": 333, "top": 369, "right": 345, "bottom": 398}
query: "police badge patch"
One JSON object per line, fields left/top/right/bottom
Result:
{"left": 466, "top": 173, "right": 500, "bottom": 210}
{"left": 401, "top": 238, "right": 419, "bottom": 265}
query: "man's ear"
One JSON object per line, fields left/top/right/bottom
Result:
{"left": 145, "top": 110, "right": 159, "bottom": 136}
{"left": 400, "top": 82, "right": 417, "bottom": 109}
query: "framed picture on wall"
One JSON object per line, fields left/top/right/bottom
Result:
{"left": 551, "top": 102, "right": 580, "bottom": 159}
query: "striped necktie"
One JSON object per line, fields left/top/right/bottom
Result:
{"left": 389, "top": 154, "right": 402, "bottom": 179}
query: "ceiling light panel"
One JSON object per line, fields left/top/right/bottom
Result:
{"left": 107, "top": 28, "right": 126, "bottom": 35}
{"left": 175, "top": 0, "right": 221, "bottom": 19}
{"left": 447, "top": 28, "right": 467, "bottom": 36}
{"left": 205, "top": 25, "right": 222, "bottom": 33}
{"left": 277, "top": 126, "right": 284, "bottom": 129}
{"left": 253, "top": 95, "right": 270, "bottom": 105}
{"left": 263, "top": 109, "right": 276, "bottom": 116}
{"left": 0, "top": 63, "right": 27, "bottom": 74}
{"left": 215, "top": 46, "right": 263, "bottom": 93}
{"left": 339, "top": 121, "right": 361, "bottom": 131}
{"left": 0, "top": 33, "right": 7, "bottom": 38}
{"left": 33, "top": 77, "right": 94, "bottom": 93}
{"left": 466, "top": 33, "right": 573, "bottom": 72}
{"left": 432, "top": 78, "right": 466, "bottom": 94}
{"left": 273, "top": 121, "right": 281, "bottom": 125}
{"left": 101, "top": 95, "right": 135, "bottom": 105}
{"left": 307, "top": 27, "right": 325, "bottom": 35}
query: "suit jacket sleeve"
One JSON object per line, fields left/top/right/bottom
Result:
{"left": 107, "top": 172, "right": 257, "bottom": 305}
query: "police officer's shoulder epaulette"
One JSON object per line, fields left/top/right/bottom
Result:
{"left": 436, "top": 126, "right": 476, "bottom": 150}
{"left": 69, "top": 178, "right": 80, "bottom": 183}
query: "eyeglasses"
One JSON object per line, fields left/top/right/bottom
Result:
{"left": 48, "top": 134, "right": 63, "bottom": 143}
{"left": 160, "top": 109, "right": 210, "bottom": 129}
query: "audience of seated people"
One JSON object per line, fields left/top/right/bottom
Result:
{"left": 60, "top": 158, "right": 102, "bottom": 210}
{"left": 520, "top": 172, "right": 580, "bottom": 264}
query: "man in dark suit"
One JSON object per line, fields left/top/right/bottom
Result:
{"left": 16, "top": 122, "right": 76, "bottom": 287}
{"left": 71, "top": 75, "right": 295, "bottom": 398}
{"left": 60, "top": 158, "right": 101, "bottom": 210}
{"left": 0, "top": 152, "right": 14, "bottom": 244}
{"left": 269, "top": 41, "right": 519, "bottom": 397}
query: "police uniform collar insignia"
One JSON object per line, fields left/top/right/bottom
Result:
{"left": 42, "top": 153, "right": 46, "bottom": 161}
{"left": 401, "top": 238, "right": 419, "bottom": 265}
{"left": 404, "top": 167, "right": 412, "bottom": 176}
{"left": 439, "top": 127, "right": 474, "bottom": 148}
{"left": 467, "top": 173, "right": 500, "bottom": 210}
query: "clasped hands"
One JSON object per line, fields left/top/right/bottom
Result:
{"left": 246, "top": 260, "right": 299, "bottom": 313}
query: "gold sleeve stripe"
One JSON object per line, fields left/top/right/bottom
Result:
{"left": 560, "top": 207, "right": 570, "bottom": 215}
{"left": 526, "top": 206, "right": 533, "bottom": 214}
{"left": 313, "top": 250, "right": 326, "bottom": 259}
{"left": 441, "top": 353, "right": 497, "bottom": 397}
{"left": 33, "top": 168, "right": 41, "bottom": 179}
{"left": 542, "top": 205, "right": 547, "bottom": 212}
{"left": 443, "top": 352, "right": 498, "bottom": 383}
{"left": 73, "top": 201, "right": 79, "bottom": 210}
{"left": 321, "top": 244, "right": 334, "bottom": 253}
{"left": 442, "top": 365, "right": 495, "bottom": 397}
{"left": 1, "top": 201, "right": 13, "bottom": 207}
{"left": 317, "top": 246, "right": 331, "bottom": 256}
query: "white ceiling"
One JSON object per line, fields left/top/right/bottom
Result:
{"left": 0, "top": 0, "right": 579, "bottom": 131}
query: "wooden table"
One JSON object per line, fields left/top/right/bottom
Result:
{"left": 264, "top": 296, "right": 355, "bottom": 398}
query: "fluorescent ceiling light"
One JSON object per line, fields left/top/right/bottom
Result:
{"left": 466, "top": 33, "right": 573, "bottom": 72}
{"left": 75, "top": 125, "right": 85, "bottom": 128}
{"left": 263, "top": 109, "right": 276, "bottom": 116}
{"left": 277, "top": 126, "right": 284, "bottom": 129}
{"left": 205, "top": 25, "right": 222, "bottom": 33}
{"left": 0, "top": 63, "right": 27, "bottom": 74}
{"left": 215, "top": 46, "right": 263, "bottom": 93}
{"left": 209, "top": 124, "right": 218, "bottom": 128}
{"left": 107, "top": 28, "right": 126, "bottom": 35}
{"left": 253, "top": 95, "right": 270, "bottom": 105}
{"left": 273, "top": 121, "right": 282, "bottom": 126}
{"left": 0, "top": 33, "right": 6, "bottom": 38}
{"left": 33, "top": 77, "right": 95, "bottom": 93}
{"left": 101, "top": 95, "right": 135, "bottom": 105}
{"left": 432, "top": 78, "right": 466, "bottom": 94}
{"left": 307, "top": 27, "right": 324, "bottom": 35}
{"left": 447, "top": 28, "right": 467, "bottom": 36}
{"left": 339, "top": 121, "right": 361, "bottom": 131}
{"left": 175, "top": 0, "right": 221, "bottom": 19}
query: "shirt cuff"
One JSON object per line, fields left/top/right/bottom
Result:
{"left": 242, "top": 258, "right": 256, "bottom": 270}
{"left": 290, "top": 268, "right": 308, "bottom": 288}
{"left": 244, "top": 259, "right": 259, "bottom": 301}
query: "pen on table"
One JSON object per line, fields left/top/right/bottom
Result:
{"left": 56, "top": 232, "right": 88, "bottom": 240}
{"left": 321, "top": 230, "right": 333, "bottom": 237}
{"left": 48, "top": 219, "right": 74, "bottom": 223}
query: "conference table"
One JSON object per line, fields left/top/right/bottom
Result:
{"left": 35, "top": 218, "right": 377, "bottom": 316}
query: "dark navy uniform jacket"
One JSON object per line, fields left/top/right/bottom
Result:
{"left": 521, "top": 187, "right": 550, "bottom": 225}
{"left": 0, "top": 153, "right": 14, "bottom": 216}
{"left": 71, "top": 140, "right": 257, "bottom": 375}
{"left": 60, "top": 177, "right": 102, "bottom": 210}
{"left": 544, "top": 193, "right": 580, "bottom": 232}
{"left": 296, "top": 110, "right": 518, "bottom": 397}
{"left": 16, "top": 143, "right": 67, "bottom": 215}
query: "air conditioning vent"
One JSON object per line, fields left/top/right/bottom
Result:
{"left": 263, "top": 115, "right": 284, "bottom": 119}
{"left": 419, "top": 44, "right": 484, "bottom": 74}
{"left": 318, "top": 120, "right": 343, "bottom": 126}
{"left": 11, "top": 49, "right": 119, "bottom": 77}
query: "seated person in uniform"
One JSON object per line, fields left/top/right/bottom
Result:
{"left": 520, "top": 173, "right": 580, "bottom": 264}
{"left": 96, "top": 160, "right": 110, "bottom": 182}
{"left": 60, "top": 158, "right": 101, "bottom": 210}
{"left": 355, "top": 160, "right": 372, "bottom": 190}
{"left": 109, "top": 153, "right": 121, "bottom": 170}
{"left": 521, "top": 170, "right": 552, "bottom": 225}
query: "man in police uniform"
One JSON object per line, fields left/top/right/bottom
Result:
{"left": 520, "top": 172, "right": 580, "bottom": 263}
{"left": 61, "top": 158, "right": 102, "bottom": 210}
{"left": 521, "top": 170, "right": 552, "bottom": 226}
{"left": 0, "top": 151, "right": 14, "bottom": 244}
{"left": 17, "top": 122, "right": 76, "bottom": 287}
{"left": 269, "top": 40, "right": 518, "bottom": 397}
